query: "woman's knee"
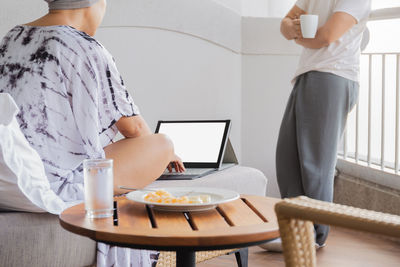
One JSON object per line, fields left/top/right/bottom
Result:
{"left": 153, "top": 133, "right": 174, "bottom": 156}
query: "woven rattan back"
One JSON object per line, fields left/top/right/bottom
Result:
{"left": 157, "top": 249, "right": 234, "bottom": 267}
{"left": 275, "top": 196, "right": 400, "bottom": 267}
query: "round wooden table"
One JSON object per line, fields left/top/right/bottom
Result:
{"left": 59, "top": 195, "right": 280, "bottom": 267}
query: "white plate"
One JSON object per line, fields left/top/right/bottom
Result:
{"left": 126, "top": 187, "right": 240, "bottom": 212}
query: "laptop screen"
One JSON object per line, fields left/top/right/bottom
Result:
{"left": 155, "top": 120, "right": 231, "bottom": 168}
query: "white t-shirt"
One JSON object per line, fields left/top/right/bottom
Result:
{"left": 293, "top": 0, "right": 371, "bottom": 83}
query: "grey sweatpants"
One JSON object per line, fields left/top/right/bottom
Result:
{"left": 276, "top": 71, "right": 359, "bottom": 245}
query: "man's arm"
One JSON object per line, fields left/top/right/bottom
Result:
{"left": 295, "top": 12, "right": 357, "bottom": 49}
{"left": 115, "top": 115, "right": 152, "bottom": 138}
{"left": 281, "top": 5, "right": 306, "bottom": 40}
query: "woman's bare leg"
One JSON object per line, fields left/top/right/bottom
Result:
{"left": 104, "top": 134, "right": 174, "bottom": 195}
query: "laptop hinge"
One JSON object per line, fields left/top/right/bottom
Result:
{"left": 222, "top": 138, "right": 238, "bottom": 165}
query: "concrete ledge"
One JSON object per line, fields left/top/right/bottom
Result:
{"left": 334, "top": 173, "right": 400, "bottom": 216}
{"left": 336, "top": 159, "right": 400, "bottom": 191}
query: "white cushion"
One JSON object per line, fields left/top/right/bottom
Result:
{"left": 0, "top": 93, "right": 66, "bottom": 214}
{"left": 149, "top": 165, "right": 268, "bottom": 196}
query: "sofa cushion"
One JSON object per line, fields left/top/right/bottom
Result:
{"left": 0, "top": 93, "right": 66, "bottom": 213}
{"left": 0, "top": 211, "right": 96, "bottom": 267}
{"left": 150, "top": 166, "right": 268, "bottom": 196}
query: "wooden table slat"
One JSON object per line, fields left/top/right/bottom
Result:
{"left": 117, "top": 199, "right": 152, "bottom": 230}
{"left": 152, "top": 209, "right": 193, "bottom": 231}
{"left": 241, "top": 195, "right": 280, "bottom": 227}
{"left": 217, "top": 198, "right": 264, "bottom": 226}
{"left": 92, "top": 223, "right": 279, "bottom": 248}
{"left": 59, "top": 203, "right": 116, "bottom": 236}
{"left": 189, "top": 209, "right": 229, "bottom": 230}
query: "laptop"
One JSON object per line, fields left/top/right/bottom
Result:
{"left": 155, "top": 120, "right": 235, "bottom": 180}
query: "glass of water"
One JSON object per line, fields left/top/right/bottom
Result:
{"left": 83, "top": 159, "right": 114, "bottom": 219}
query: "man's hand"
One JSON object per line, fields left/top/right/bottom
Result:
{"left": 281, "top": 17, "right": 301, "bottom": 40}
{"left": 294, "top": 12, "right": 357, "bottom": 49}
{"left": 280, "top": 5, "right": 306, "bottom": 40}
{"left": 167, "top": 154, "right": 186, "bottom": 173}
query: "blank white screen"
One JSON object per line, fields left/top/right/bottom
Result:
{"left": 158, "top": 122, "right": 226, "bottom": 163}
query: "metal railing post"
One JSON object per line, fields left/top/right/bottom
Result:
{"left": 368, "top": 54, "right": 372, "bottom": 166}
{"left": 355, "top": 99, "right": 359, "bottom": 163}
{"left": 343, "top": 126, "right": 348, "bottom": 160}
{"left": 381, "top": 55, "right": 386, "bottom": 170}
{"left": 396, "top": 55, "right": 400, "bottom": 174}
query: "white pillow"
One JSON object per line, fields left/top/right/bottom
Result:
{"left": 0, "top": 93, "right": 66, "bottom": 214}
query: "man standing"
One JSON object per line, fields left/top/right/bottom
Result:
{"left": 276, "top": 0, "right": 371, "bottom": 248}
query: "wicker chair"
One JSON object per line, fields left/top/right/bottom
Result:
{"left": 275, "top": 196, "right": 400, "bottom": 267}
{"left": 157, "top": 248, "right": 248, "bottom": 267}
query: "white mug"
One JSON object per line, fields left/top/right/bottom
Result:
{"left": 300, "top": 15, "right": 319, "bottom": 38}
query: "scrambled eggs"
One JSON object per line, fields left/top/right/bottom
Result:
{"left": 144, "top": 189, "right": 211, "bottom": 204}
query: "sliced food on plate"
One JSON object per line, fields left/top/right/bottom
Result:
{"left": 143, "top": 189, "right": 211, "bottom": 204}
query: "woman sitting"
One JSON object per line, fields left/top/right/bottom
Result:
{"left": 0, "top": 0, "right": 184, "bottom": 265}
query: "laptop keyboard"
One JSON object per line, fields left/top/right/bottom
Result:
{"left": 163, "top": 169, "right": 212, "bottom": 176}
{"left": 163, "top": 172, "right": 189, "bottom": 176}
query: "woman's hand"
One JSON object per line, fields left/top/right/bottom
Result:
{"left": 281, "top": 17, "right": 302, "bottom": 40}
{"left": 167, "top": 154, "right": 186, "bottom": 173}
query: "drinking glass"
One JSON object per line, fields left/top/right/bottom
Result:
{"left": 83, "top": 159, "right": 114, "bottom": 218}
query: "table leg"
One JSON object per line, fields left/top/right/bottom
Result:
{"left": 235, "top": 248, "right": 248, "bottom": 267}
{"left": 176, "top": 250, "right": 195, "bottom": 267}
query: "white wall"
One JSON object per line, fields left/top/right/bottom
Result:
{"left": 213, "top": 0, "right": 241, "bottom": 14}
{"left": 241, "top": 55, "right": 298, "bottom": 197}
{"left": 1, "top": 0, "right": 302, "bottom": 197}
{"left": 241, "top": 17, "right": 300, "bottom": 196}
{"left": 241, "top": 0, "right": 296, "bottom": 18}
{"left": 0, "top": 1, "right": 47, "bottom": 36}
{"left": 242, "top": 0, "right": 269, "bottom": 17}
{"left": 102, "top": 0, "right": 242, "bottom": 52}
{"left": 95, "top": 27, "right": 242, "bottom": 154}
{"left": 97, "top": 0, "right": 243, "bottom": 156}
{"left": 266, "top": 0, "right": 297, "bottom": 17}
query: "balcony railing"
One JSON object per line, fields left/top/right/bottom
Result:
{"left": 340, "top": 53, "right": 400, "bottom": 173}
{"left": 339, "top": 8, "right": 400, "bottom": 175}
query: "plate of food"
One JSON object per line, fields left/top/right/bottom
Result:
{"left": 126, "top": 187, "right": 240, "bottom": 212}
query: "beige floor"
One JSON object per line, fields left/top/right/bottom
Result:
{"left": 198, "top": 226, "right": 400, "bottom": 267}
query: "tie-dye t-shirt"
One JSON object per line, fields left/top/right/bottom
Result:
{"left": 0, "top": 25, "right": 139, "bottom": 202}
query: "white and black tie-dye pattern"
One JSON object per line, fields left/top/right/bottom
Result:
{"left": 0, "top": 25, "right": 160, "bottom": 267}
{"left": 0, "top": 25, "right": 139, "bottom": 202}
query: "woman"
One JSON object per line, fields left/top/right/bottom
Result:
{"left": 0, "top": 0, "right": 184, "bottom": 265}
{"left": 0, "top": 0, "right": 184, "bottom": 198}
